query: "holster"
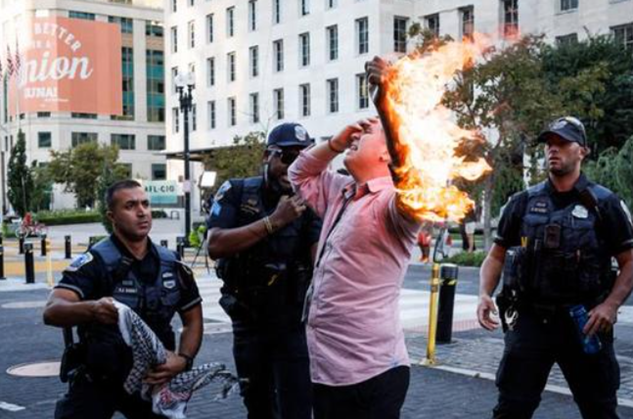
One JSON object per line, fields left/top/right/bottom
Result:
{"left": 60, "top": 342, "right": 86, "bottom": 383}
{"left": 495, "top": 293, "right": 510, "bottom": 333}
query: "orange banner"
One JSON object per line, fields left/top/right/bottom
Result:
{"left": 8, "top": 17, "right": 122, "bottom": 116}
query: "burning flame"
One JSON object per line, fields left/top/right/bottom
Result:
{"left": 381, "top": 35, "right": 492, "bottom": 222}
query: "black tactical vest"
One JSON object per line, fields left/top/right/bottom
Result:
{"left": 518, "top": 181, "right": 613, "bottom": 303}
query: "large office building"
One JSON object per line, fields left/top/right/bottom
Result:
{"left": 164, "top": 0, "right": 632, "bottom": 213}
{"left": 0, "top": 0, "right": 167, "bottom": 211}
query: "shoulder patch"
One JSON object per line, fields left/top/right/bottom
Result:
{"left": 214, "top": 181, "right": 231, "bottom": 202}
{"left": 621, "top": 200, "right": 633, "bottom": 227}
{"left": 64, "top": 253, "right": 94, "bottom": 273}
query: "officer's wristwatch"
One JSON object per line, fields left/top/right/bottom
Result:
{"left": 179, "top": 353, "right": 194, "bottom": 371}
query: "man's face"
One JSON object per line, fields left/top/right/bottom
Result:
{"left": 265, "top": 145, "right": 304, "bottom": 192}
{"left": 343, "top": 119, "right": 388, "bottom": 172}
{"left": 108, "top": 187, "right": 152, "bottom": 241}
{"left": 545, "top": 135, "right": 587, "bottom": 177}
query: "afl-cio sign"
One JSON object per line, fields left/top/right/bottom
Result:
{"left": 144, "top": 181, "right": 180, "bottom": 205}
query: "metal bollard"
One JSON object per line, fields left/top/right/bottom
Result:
{"left": 160, "top": 239, "right": 169, "bottom": 248}
{"left": 19, "top": 235, "right": 25, "bottom": 254}
{"left": 41, "top": 234, "right": 48, "bottom": 257}
{"left": 0, "top": 233, "right": 3, "bottom": 246}
{"left": 24, "top": 243, "right": 35, "bottom": 284}
{"left": 437, "top": 263, "right": 459, "bottom": 344}
{"left": 422, "top": 263, "right": 441, "bottom": 366}
{"left": 176, "top": 236, "right": 185, "bottom": 258}
{"left": 0, "top": 245, "right": 5, "bottom": 280}
{"left": 65, "top": 235, "right": 72, "bottom": 259}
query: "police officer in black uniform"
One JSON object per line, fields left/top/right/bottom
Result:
{"left": 44, "top": 179, "right": 203, "bottom": 419}
{"left": 207, "top": 123, "right": 322, "bottom": 419}
{"left": 477, "top": 117, "right": 633, "bottom": 419}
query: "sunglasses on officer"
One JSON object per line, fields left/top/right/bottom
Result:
{"left": 267, "top": 148, "right": 301, "bottom": 165}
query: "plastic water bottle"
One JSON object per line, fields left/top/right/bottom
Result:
{"left": 569, "top": 305, "right": 602, "bottom": 355}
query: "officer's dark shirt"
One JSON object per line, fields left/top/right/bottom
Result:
{"left": 495, "top": 173, "right": 633, "bottom": 256}
{"left": 56, "top": 234, "right": 202, "bottom": 318}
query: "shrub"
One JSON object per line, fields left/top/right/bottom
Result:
{"left": 35, "top": 210, "right": 102, "bottom": 226}
{"left": 443, "top": 251, "right": 487, "bottom": 267}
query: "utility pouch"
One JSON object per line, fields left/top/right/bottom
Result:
{"left": 60, "top": 343, "right": 86, "bottom": 383}
{"left": 496, "top": 293, "right": 510, "bottom": 333}
{"left": 544, "top": 224, "right": 561, "bottom": 249}
{"left": 502, "top": 247, "right": 526, "bottom": 291}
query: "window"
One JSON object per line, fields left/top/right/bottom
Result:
{"left": 228, "top": 97, "right": 237, "bottom": 126}
{"left": 109, "top": 16, "right": 133, "bottom": 34}
{"left": 173, "top": 108, "right": 180, "bottom": 133}
{"left": 71, "top": 132, "right": 98, "bottom": 147}
{"left": 171, "top": 26, "right": 178, "bottom": 53}
{"left": 299, "top": 83, "right": 311, "bottom": 117}
{"left": 556, "top": 33, "right": 578, "bottom": 45}
{"left": 188, "top": 21, "right": 195, "bottom": 49}
{"left": 208, "top": 101, "right": 216, "bottom": 129}
{"left": 188, "top": 0, "right": 194, "bottom": 6}
{"left": 300, "top": 0, "right": 310, "bottom": 16}
{"left": 152, "top": 164, "right": 167, "bottom": 181}
{"left": 118, "top": 47, "right": 135, "bottom": 120}
{"left": 38, "top": 132, "right": 51, "bottom": 148}
{"left": 250, "top": 93, "right": 260, "bottom": 124}
{"left": 171, "top": 0, "right": 177, "bottom": 13}
{"left": 502, "top": 0, "right": 519, "bottom": 38}
{"left": 612, "top": 23, "right": 633, "bottom": 52}
{"left": 274, "top": 88, "right": 284, "bottom": 120}
{"left": 146, "top": 50, "right": 165, "bottom": 123}
{"left": 460, "top": 7, "right": 474, "bottom": 40}
{"left": 425, "top": 14, "right": 440, "bottom": 37}
{"left": 357, "top": 73, "right": 369, "bottom": 110}
{"left": 394, "top": 17, "right": 408, "bottom": 53}
{"left": 191, "top": 104, "right": 197, "bottom": 132}
{"left": 71, "top": 113, "right": 97, "bottom": 119}
{"left": 249, "top": 1, "right": 257, "bottom": 31}
{"left": 146, "top": 21, "right": 164, "bottom": 37}
{"left": 273, "top": 0, "right": 281, "bottom": 24}
{"left": 326, "top": 79, "right": 338, "bottom": 113}
{"left": 273, "top": 39, "right": 284, "bottom": 72}
{"left": 207, "top": 57, "right": 215, "bottom": 86}
{"left": 206, "top": 14, "right": 214, "bottom": 43}
{"left": 37, "top": 112, "right": 51, "bottom": 118}
{"left": 560, "top": 0, "right": 578, "bottom": 12}
{"left": 326, "top": 78, "right": 338, "bottom": 113}
{"left": 111, "top": 134, "right": 136, "bottom": 150}
{"left": 327, "top": 25, "right": 338, "bottom": 61}
{"left": 226, "top": 7, "right": 235, "bottom": 38}
{"left": 249, "top": 46, "right": 259, "bottom": 78}
{"left": 171, "top": 67, "right": 179, "bottom": 94}
{"left": 356, "top": 17, "right": 369, "bottom": 55}
{"left": 69, "top": 11, "right": 95, "bottom": 20}
{"left": 148, "top": 135, "right": 166, "bottom": 151}
{"left": 227, "top": 52, "right": 236, "bottom": 82}
{"left": 299, "top": 32, "right": 310, "bottom": 67}
{"left": 326, "top": 0, "right": 337, "bottom": 9}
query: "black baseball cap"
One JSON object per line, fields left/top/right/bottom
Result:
{"left": 267, "top": 123, "right": 314, "bottom": 148}
{"left": 537, "top": 116, "right": 587, "bottom": 147}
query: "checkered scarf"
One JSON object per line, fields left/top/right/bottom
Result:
{"left": 114, "top": 302, "right": 240, "bottom": 419}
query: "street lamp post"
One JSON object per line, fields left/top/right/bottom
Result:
{"left": 175, "top": 72, "right": 195, "bottom": 245}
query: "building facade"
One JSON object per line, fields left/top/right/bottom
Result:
{"left": 0, "top": 0, "right": 167, "bottom": 211}
{"left": 165, "top": 0, "right": 632, "bottom": 213}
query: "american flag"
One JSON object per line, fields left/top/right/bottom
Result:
{"left": 14, "top": 40, "right": 21, "bottom": 76}
{"left": 5, "top": 45, "right": 13, "bottom": 77}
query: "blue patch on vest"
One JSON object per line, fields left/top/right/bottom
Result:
{"left": 212, "top": 202, "right": 222, "bottom": 216}
{"left": 64, "top": 253, "right": 94, "bottom": 272}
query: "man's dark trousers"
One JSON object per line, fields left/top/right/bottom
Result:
{"left": 313, "top": 365, "right": 410, "bottom": 419}
{"left": 493, "top": 309, "right": 620, "bottom": 419}
{"left": 233, "top": 324, "right": 312, "bottom": 419}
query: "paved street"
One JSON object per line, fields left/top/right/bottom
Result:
{"left": 1, "top": 222, "right": 633, "bottom": 418}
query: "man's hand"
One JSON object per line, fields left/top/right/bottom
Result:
{"left": 477, "top": 294, "right": 499, "bottom": 331}
{"left": 329, "top": 118, "right": 379, "bottom": 152}
{"left": 365, "top": 56, "right": 390, "bottom": 88}
{"left": 270, "top": 196, "right": 307, "bottom": 228}
{"left": 584, "top": 301, "right": 618, "bottom": 336}
{"left": 90, "top": 297, "right": 118, "bottom": 325}
{"left": 144, "top": 351, "right": 187, "bottom": 386}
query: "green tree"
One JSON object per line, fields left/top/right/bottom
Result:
{"left": 48, "top": 142, "right": 126, "bottom": 209}
{"left": 7, "top": 130, "right": 33, "bottom": 216}
{"left": 30, "top": 163, "right": 53, "bottom": 212}
{"left": 202, "top": 132, "right": 266, "bottom": 193}
{"left": 96, "top": 159, "right": 131, "bottom": 234}
{"left": 584, "top": 136, "right": 633, "bottom": 210}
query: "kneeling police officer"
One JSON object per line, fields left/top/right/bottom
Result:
{"left": 477, "top": 117, "right": 633, "bottom": 419}
{"left": 207, "top": 123, "right": 322, "bottom": 419}
{"left": 44, "top": 180, "right": 203, "bottom": 419}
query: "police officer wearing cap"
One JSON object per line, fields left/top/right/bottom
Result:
{"left": 44, "top": 179, "right": 203, "bottom": 419}
{"left": 207, "top": 123, "right": 322, "bottom": 419}
{"left": 477, "top": 117, "right": 633, "bottom": 419}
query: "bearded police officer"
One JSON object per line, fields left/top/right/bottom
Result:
{"left": 44, "top": 180, "right": 203, "bottom": 419}
{"left": 207, "top": 123, "right": 321, "bottom": 419}
{"left": 477, "top": 117, "right": 633, "bottom": 419}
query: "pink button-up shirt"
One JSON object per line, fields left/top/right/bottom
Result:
{"left": 289, "top": 151, "right": 420, "bottom": 386}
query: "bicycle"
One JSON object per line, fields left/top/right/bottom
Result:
{"left": 17, "top": 215, "right": 49, "bottom": 238}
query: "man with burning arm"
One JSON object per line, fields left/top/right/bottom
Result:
{"left": 287, "top": 58, "right": 422, "bottom": 419}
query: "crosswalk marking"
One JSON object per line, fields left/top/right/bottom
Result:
{"left": 195, "top": 275, "right": 480, "bottom": 332}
